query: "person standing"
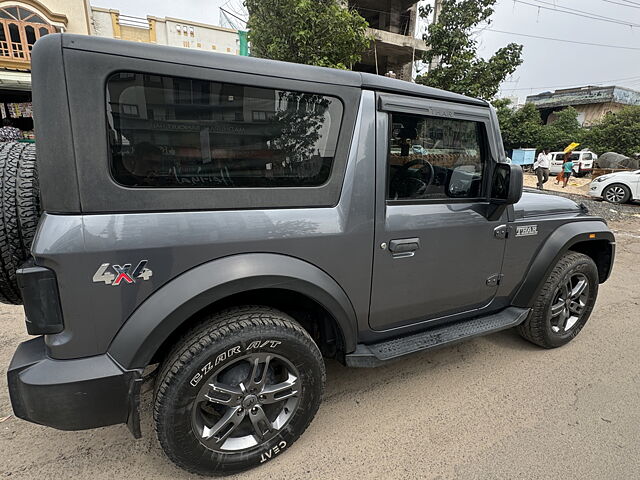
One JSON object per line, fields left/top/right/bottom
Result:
{"left": 534, "top": 148, "right": 551, "bottom": 190}
{"left": 0, "top": 118, "right": 21, "bottom": 141}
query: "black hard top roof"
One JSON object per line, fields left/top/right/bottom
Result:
{"left": 58, "top": 34, "right": 487, "bottom": 107}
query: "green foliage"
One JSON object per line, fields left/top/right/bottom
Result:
{"left": 494, "top": 102, "right": 583, "bottom": 152}
{"left": 582, "top": 106, "right": 640, "bottom": 157}
{"left": 537, "top": 106, "right": 581, "bottom": 151}
{"left": 415, "top": 0, "right": 523, "bottom": 100}
{"left": 494, "top": 100, "right": 541, "bottom": 151}
{"left": 244, "top": 0, "right": 370, "bottom": 69}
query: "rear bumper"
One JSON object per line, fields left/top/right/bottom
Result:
{"left": 7, "top": 337, "right": 142, "bottom": 434}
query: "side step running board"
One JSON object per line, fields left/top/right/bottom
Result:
{"left": 345, "top": 307, "right": 530, "bottom": 367}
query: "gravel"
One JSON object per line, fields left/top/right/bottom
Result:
{"left": 523, "top": 187, "right": 640, "bottom": 224}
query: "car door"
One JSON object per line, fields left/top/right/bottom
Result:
{"left": 369, "top": 94, "right": 508, "bottom": 331}
{"left": 630, "top": 171, "right": 640, "bottom": 198}
{"left": 550, "top": 153, "right": 563, "bottom": 174}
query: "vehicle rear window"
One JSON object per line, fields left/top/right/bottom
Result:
{"left": 106, "top": 72, "right": 343, "bottom": 188}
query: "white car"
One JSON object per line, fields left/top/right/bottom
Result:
{"left": 549, "top": 150, "right": 597, "bottom": 177}
{"left": 588, "top": 170, "right": 640, "bottom": 203}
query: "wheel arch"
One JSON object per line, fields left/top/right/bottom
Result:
{"left": 512, "top": 220, "right": 615, "bottom": 308}
{"left": 107, "top": 253, "right": 358, "bottom": 370}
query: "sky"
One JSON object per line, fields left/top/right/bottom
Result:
{"left": 90, "top": 0, "right": 640, "bottom": 102}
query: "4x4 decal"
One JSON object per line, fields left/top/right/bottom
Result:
{"left": 92, "top": 261, "right": 153, "bottom": 286}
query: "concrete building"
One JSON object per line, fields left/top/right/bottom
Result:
{"left": 0, "top": 0, "right": 91, "bottom": 135}
{"left": 348, "top": 0, "right": 428, "bottom": 80}
{"left": 90, "top": 8, "right": 244, "bottom": 56}
{"left": 526, "top": 85, "right": 640, "bottom": 127}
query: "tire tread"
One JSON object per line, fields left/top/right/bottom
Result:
{"left": 153, "top": 306, "right": 324, "bottom": 476}
{"left": 517, "top": 251, "right": 597, "bottom": 348}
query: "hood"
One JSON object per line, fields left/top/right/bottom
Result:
{"left": 514, "top": 190, "right": 582, "bottom": 218}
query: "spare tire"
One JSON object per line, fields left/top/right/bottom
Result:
{"left": 0, "top": 142, "right": 40, "bottom": 304}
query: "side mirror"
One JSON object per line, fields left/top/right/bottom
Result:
{"left": 490, "top": 163, "right": 523, "bottom": 205}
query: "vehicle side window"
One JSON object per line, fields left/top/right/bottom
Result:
{"left": 387, "top": 113, "right": 488, "bottom": 200}
{"left": 106, "top": 72, "right": 343, "bottom": 188}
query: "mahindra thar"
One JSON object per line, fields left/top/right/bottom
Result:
{"left": 1, "top": 34, "right": 614, "bottom": 475}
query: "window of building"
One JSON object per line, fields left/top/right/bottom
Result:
{"left": 107, "top": 72, "right": 344, "bottom": 188}
{"left": 121, "top": 104, "right": 139, "bottom": 117}
{"left": 0, "top": 6, "right": 55, "bottom": 62}
{"left": 387, "top": 113, "right": 488, "bottom": 200}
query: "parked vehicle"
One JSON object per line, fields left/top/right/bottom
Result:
{"left": 589, "top": 170, "right": 640, "bottom": 203}
{"left": 549, "top": 150, "right": 597, "bottom": 177}
{"left": 4, "top": 35, "right": 615, "bottom": 476}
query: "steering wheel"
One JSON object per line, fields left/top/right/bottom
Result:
{"left": 391, "top": 158, "right": 434, "bottom": 199}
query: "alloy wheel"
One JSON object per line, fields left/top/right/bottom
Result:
{"left": 605, "top": 185, "right": 627, "bottom": 203}
{"left": 191, "top": 352, "right": 300, "bottom": 452}
{"left": 548, "top": 272, "right": 590, "bottom": 333}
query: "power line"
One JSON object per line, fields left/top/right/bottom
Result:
{"left": 486, "top": 28, "right": 640, "bottom": 50}
{"left": 601, "top": 0, "right": 640, "bottom": 8}
{"left": 513, "top": 0, "right": 640, "bottom": 28}
{"left": 531, "top": 0, "right": 640, "bottom": 24}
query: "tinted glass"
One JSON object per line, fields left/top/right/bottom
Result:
{"left": 388, "top": 113, "right": 487, "bottom": 200}
{"left": 107, "top": 72, "right": 343, "bottom": 188}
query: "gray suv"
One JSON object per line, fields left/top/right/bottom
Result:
{"left": 3, "top": 35, "right": 614, "bottom": 476}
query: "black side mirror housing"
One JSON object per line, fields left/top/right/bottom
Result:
{"left": 490, "top": 163, "right": 523, "bottom": 205}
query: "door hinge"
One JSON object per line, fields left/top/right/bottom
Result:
{"left": 493, "top": 225, "right": 508, "bottom": 240}
{"left": 486, "top": 273, "right": 504, "bottom": 287}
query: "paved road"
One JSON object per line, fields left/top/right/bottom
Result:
{"left": 1, "top": 223, "right": 639, "bottom": 479}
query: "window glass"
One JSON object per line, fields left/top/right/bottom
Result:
{"left": 388, "top": 113, "right": 487, "bottom": 200}
{"left": 8, "top": 22, "right": 20, "bottom": 42}
{"left": 25, "top": 25, "right": 35, "bottom": 45}
{"left": 107, "top": 73, "right": 343, "bottom": 188}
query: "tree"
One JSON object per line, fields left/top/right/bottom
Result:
{"left": 493, "top": 100, "right": 586, "bottom": 153}
{"left": 582, "top": 106, "right": 640, "bottom": 157}
{"left": 416, "top": 0, "right": 523, "bottom": 100}
{"left": 244, "top": 0, "right": 370, "bottom": 69}
{"left": 537, "top": 106, "right": 581, "bottom": 151}
{"left": 494, "top": 101, "right": 542, "bottom": 151}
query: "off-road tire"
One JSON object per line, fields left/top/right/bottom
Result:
{"left": 154, "top": 306, "right": 325, "bottom": 476}
{"left": 603, "top": 183, "right": 631, "bottom": 204}
{"left": 517, "top": 251, "right": 599, "bottom": 348}
{"left": 0, "top": 142, "right": 40, "bottom": 304}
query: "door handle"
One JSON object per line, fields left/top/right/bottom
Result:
{"left": 389, "top": 238, "right": 420, "bottom": 254}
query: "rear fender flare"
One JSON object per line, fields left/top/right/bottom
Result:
{"left": 511, "top": 220, "right": 615, "bottom": 307}
{"left": 108, "top": 253, "right": 357, "bottom": 370}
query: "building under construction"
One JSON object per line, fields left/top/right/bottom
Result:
{"left": 348, "top": 0, "right": 429, "bottom": 81}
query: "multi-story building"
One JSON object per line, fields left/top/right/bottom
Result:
{"left": 348, "top": 0, "right": 428, "bottom": 80}
{"left": 526, "top": 85, "right": 640, "bottom": 127}
{"left": 90, "top": 8, "right": 247, "bottom": 56}
{"left": 0, "top": 0, "right": 91, "bottom": 136}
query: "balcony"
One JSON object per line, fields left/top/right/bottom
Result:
{"left": 0, "top": 5, "right": 58, "bottom": 70}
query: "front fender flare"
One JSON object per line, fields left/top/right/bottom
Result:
{"left": 511, "top": 220, "right": 615, "bottom": 308}
{"left": 108, "top": 253, "right": 357, "bottom": 370}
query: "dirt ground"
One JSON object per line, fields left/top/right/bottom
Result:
{"left": 1, "top": 222, "right": 640, "bottom": 479}
{"left": 523, "top": 171, "right": 593, "bottom": 196}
